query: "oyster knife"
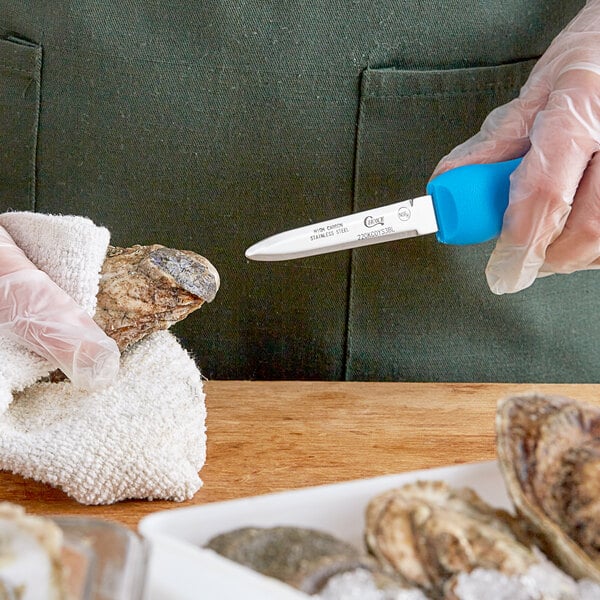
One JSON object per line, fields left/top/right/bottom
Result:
{"left": 245, "top": 158, "right": 521, "bottom": 261}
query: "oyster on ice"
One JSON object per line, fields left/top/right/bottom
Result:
{"left": 364, "top": 480, "right": 536, "bottom": 599}
{"left": 0, "top": 503, "right": 66, "bottom": 599}
{"left": 205, "top": 526, "right": 396, "bottom": 594}
{"left": 496, "top": 393, "right": 600, "bottom": 583}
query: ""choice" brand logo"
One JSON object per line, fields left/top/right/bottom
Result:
{"left": 364, "top": 215, "right": 384, "bottom": 228}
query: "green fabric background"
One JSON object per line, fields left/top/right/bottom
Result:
{"left": 0, "top": 1, "right": 595, "bottom": 381}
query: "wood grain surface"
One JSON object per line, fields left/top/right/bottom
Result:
{"left": 1, "top": 381, "right": 598, "bottom": 529}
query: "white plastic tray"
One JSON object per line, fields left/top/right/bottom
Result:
{"left": 140, "top": 460, "right": 511, "bottom": 599}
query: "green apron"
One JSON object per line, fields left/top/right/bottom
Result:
{"left": 0, "top": 1, "right": 595, "bottom": 382}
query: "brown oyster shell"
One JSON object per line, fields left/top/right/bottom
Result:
{"left": 496, "top": 393, "right": 600, "bottom": 582}
{"left": 48, "top": 243, "right": 219, "bottom": 383}
{"left": 94, "top": 244, "right": 219, "bottom": 351}
{"left": 364, "top": 480, "right": 536, "bottom": 598}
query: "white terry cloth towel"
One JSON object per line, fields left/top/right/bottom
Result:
{"left": 0, "top": 212, "right": 206, "bottom": 505}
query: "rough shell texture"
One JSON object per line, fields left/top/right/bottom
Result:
{"left": 496, "top": 393, "right": 600, "bottom": 583}
{"left": 205, "top": 526, "right": 386, "bottom": 595}
{"left": 364, "top": 480, "right": 536, "bottom": 599}
{"left": 94, "top": 244, "right": 219, "bottom": 351}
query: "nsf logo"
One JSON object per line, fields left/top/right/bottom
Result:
{"left": 397, "top": 207, "right": 411, "bottom": 221}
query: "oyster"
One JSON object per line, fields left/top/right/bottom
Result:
{"left": 0, "top": 503, "right": 66, "bottom": 599}
{"left": 95, "top": 244, "right": 219, "bottom": 351}
{"left": 364, "top": 480, "right": 536, "bottom": 599}
{"left": 496, "top": 393, "right": 600, "bottom": 582}
{"left": 205, "top": 526, "right": 397, "bottom": 595}
{"left": 50, "top": 243, "right": 219, "bottom": 383}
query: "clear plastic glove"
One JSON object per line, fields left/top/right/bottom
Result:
{"left": 0, "top": 225, "right": 120, "bottom": 390}
{"left": 432, "top": 0, "right": 600, "bottom": 294}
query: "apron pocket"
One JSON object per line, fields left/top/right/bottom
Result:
{"left": 0, "top": 35, "right": 42, "bottom": 211}
{"left": 346, "top": 59, "right": 565, "bottom": 382}
{"left": 353, "top": 60, "right": 537, "bottom": 209}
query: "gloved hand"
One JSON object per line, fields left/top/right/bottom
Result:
{"left": 432, "top": 0, "right": 600, "bottom": 294}
{"left": 0, "top": 225, "right": 119, "bottom": 390}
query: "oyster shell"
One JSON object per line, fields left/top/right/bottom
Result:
{"left": 496, "top": 393, "right": 600, "bottom": 582}
{"left": 49, "top": 243, "right": 219, "bottom": 383}
{"left": 364, "top": 480, "right": 536, "bottom": 599}
{"left": 95, "top": 244, "right": 219, "bottom": 351}
{"left": 205, "top": 526, "right": 398, "bottom": 594}
{"left": 0, "top": 503, "right": 66, "bottom": 599}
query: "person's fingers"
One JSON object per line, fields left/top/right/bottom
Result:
{"left": 541, "top": 150, "right": 600, "bottom": 274}
{"left": 0, "top": 226, "right": 120, "bottom": 390}
{"left": 486, "top": 70, "right": 600, "bottom": 294}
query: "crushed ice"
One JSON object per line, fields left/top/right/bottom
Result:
{"left": 315, "top": 553, "right": 600, "bottom": 600}
{"left": 316, "top": 569, "right": 428, "bottom": 600}
{"left": 454, "top": 554, "right": 600, "bottom": 600}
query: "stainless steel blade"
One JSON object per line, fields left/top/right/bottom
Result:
{"left": 245, "top": 195, "right": 439, "bottom": 261}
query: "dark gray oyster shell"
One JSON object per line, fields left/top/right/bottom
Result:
{"left": 205, "top": 526, "right": 387, "bottom": 594}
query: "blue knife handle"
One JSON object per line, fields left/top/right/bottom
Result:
{"left": 426, "top": 157, "right": 522, "bottom": 245}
